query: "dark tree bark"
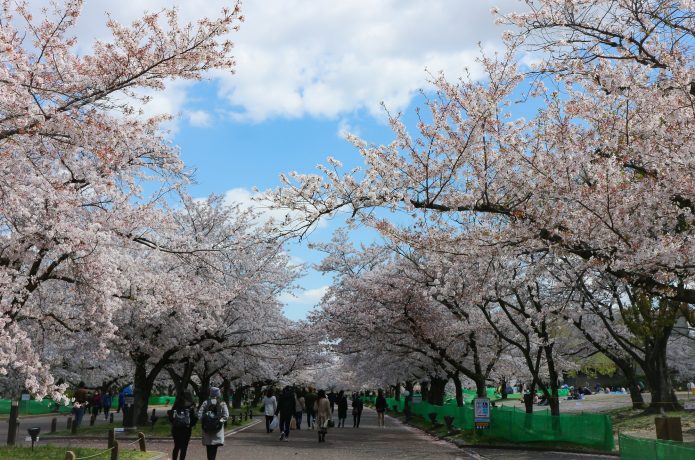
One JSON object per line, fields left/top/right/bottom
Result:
{"left": 420, "top": 381, "right": 429, "bottom": 402}
{"left": 452, "top": 373, "right": 464, "bottom": 407}
{"left": 428, "top": 377, "right": 447, "bottom": 405}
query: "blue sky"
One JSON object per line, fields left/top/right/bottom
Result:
{"left": 60, "top": 0, "right": 521, "bottom": 319}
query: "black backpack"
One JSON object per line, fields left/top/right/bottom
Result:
{"left": 171, "top": 408, "right": 190, "bottom": 428}
{"left": 201, "top": 401, "right": 223, "bottom": 433}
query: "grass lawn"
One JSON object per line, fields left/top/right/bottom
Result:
{"left": 608, "top": 405, "right": 695, "bottom": 440}
{"left": 48, "top": 411, "right": 256, "bottom": 438}
{"left": 0, "top": 445, "right": 158, "bottom": 459}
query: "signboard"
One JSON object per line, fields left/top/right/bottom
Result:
{"left": 474, "top": 398, "right": 491, "bottom": 429}
{"left": 21, "top": 393, "right": 30, "bottom": 401}
{"left": 24, "top": 436, "right": 39, "bottom": 442}
{"left": 124, "top": 396, "right": 135, "bottom": 406}
{"left": 412, "top": 394, "right": 422, "bottom": 404}
{"left": 684, "top": 402, "right": 695, "bottom": 411}
{"left": 114, "top": 427, "right": 125, "bottom": 433}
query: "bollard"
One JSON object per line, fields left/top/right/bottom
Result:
{"left": 137, "top": 431, "right": 146, "bottom": 452}
{"left": 51, "top": 417, "right": 57, "bottom": 433}
{"left": 109, "top": 412, "right": 114, "bottom": 424}
{"left": 108, "top": 428, "right": 115, "bottom": 449}
{"left": 66, "top": 416, "right": 72, "bottom": 430}
{"left": 65, "top": 451, "right": 76, "bottom": 460}
{"left": 71, "top": 417, "right": 77, "bottom": 435}
{"left": 110, "top": 440, "right": 118, "bottom": 460}
{"left": 90, "top": 412, "right": 97, "bottom": 426}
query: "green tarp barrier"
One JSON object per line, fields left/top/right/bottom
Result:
{"left": 619, "top": 433, "right": 695, "bottom": 460}
{"left": 0, "top": 399, "right": 72, "bottom": 415}
{"left": 383, "top": 397, "right": 614, "bottom": 451}
{"left": 149, "top": 395, "right": 176, "bottom": 405}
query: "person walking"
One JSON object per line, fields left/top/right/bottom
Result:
{"left": 198, "top": 387, "right": 229, "bottom": 460}
{"left": 315, "top": 389, "right": 331, "bottom": 443}
{"left": 73, "top": 382, "right": 88, "bottom": 428}
{"left": 328, "top": 390, "right": 337, "bottom": 413}
{"left": 261, "top": 388, "right": 277, "bottom": 433}
{"left": 375, "top": 389, "right": 387, "bottom": 427}
{"left": 101, "top": 390, "right": 113, "bottom": 420}
{"left": 352, "top": 393, "right": 364, "bottom": 428}
{"left": 90, "top": 390, "right": 102, "bottom": 416}
{"left": 275, "top": 386, "right": 295, "bottom": 441}
{"left": 304, "top": 387, "right": 317, "bottom": 429}
{"left": 337, "top": 390, "right": 348, "bottom": 427}
{"left": 294, "top": 388, "right": 305, "bottom": 430}
{"left": 169, "top": 391, "right": 198, "bottom": 460}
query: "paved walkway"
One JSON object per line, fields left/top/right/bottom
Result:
{"left": 5, "top": 408, "right": 616, "bottom": 459}
{"left": 141, "top": 409, "right": 615, "bottom": 460}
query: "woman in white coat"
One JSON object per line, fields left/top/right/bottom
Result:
{"left": 198, "top": 387, "right": 229, "bottom": 460}
{"left": 261, "top": 388, "right": 278, "bottom": 433}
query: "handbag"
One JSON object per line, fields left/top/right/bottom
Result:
{"left": 269, "top": 416, "right": 279, "bottom": 430}
{"left": 290, "top": 418, "right": 297, "bottom": 430}
{"left": 327, "top": 419, "right": 335, "bottom": 428}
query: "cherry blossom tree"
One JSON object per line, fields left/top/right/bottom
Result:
{"left": 0, "top": 0, "right": 243, "bottom": 399}
{"left": 271, "top": 0, "right": 693, "bottom": 411}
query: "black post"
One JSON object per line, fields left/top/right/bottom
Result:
{"left": 6, "top": 401, "right": 19, "bottom": 446}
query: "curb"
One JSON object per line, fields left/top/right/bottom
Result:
{"left": 387, "top": 411, "right": 619, "bottom": 458}
{"left": 42, "top": 419, "right": 261, "bottom": 442}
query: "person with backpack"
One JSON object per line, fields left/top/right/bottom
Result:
{"left": 375, "top": 389, "right": 387, "bottom": 427}
{"left": 304, "top": 387, "right": 317, "bottom": 429}
{"left": 351, "top": 392, "right": 364, "bottom": 428}
{"left": 197, "top": 387, "right": 229, "bottom": 460}
{"left": 169, "top": 391, "right": 198, "bottom": 460}
{"left": 275, "top": 386, "right": 295, "bottom": 441}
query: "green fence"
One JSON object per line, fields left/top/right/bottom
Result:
{"left": 619, "top": 433, "right": 695, "bottom": 459}
{"left": 383, "top": 397, "right": 613, "bottom": 451}
{"left": 149, "top": 395, "right": 175, "bottom": 405}
{"left": 0, "top": 399, "right": 73, "bottom": 415}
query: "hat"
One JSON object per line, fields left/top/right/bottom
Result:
{"left": 210, "top": 387, "right": 221, "bottom": 398}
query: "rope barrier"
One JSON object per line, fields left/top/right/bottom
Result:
{"left": 72, "top": 445, "right": 115, "bottom": 460}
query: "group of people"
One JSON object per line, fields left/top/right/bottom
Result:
{"left": 71, "top": 382, "right": 131, "bottom": 429}
{"left": 261, "top": 386, "right": 370, "bottom": 443}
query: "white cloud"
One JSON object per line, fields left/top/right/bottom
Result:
{"left": 279, "top": 286, "right": 329, "bottom": 306}
{"left": 186, "top": 110, "right": 213, "bottom": 128}
{"left": 32, "top": 0, "right": 519, "bottom": 123}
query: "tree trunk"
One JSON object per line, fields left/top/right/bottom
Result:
{"left": 474, "top": 376, "right": 486, "bottom": 398}
{"left": 132, "top": 358, "right": 156, "bottom": 426}
{"left": 232, "top": 386, "right": 243, "bottom": 409}
{"left": 643, "top": 340, "right": 681, "bottom": 412}
{"left": 172, "top": 361, "right": 194, "bottom": 407}
{"left": 452, "top": 373, "right": 464, "bottom": 407}
{"left": 222, "top": 378, "right": 231, "bottom": 405}
{"left": 622, "top": 367, "right": 646, "bottom": 409}
{"left": 199, "top": 374, "right": 211, "bottom": 404}
{"left": 428, "top": 377, "right": 447, "bottom": 405}
{"left": 395, "top": 383, "right": 401, "bottom": 401}
{"left": 420, "top": 381, "right": 429, "bottom": 403}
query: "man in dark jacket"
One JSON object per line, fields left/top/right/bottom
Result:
{"left": 304, "top": 387, "right": 317, "bottom": 429}
{"left": 275, "top": 386, "right": 296, "bottom": 441}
